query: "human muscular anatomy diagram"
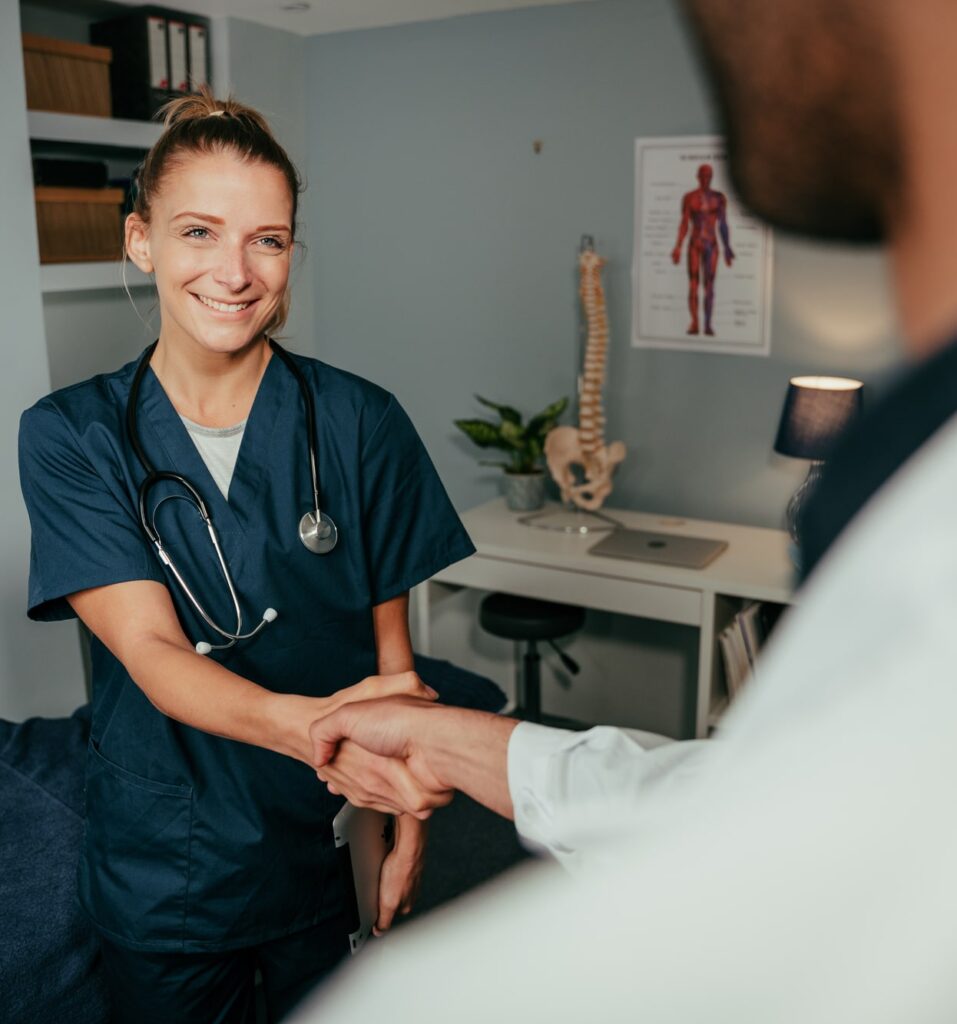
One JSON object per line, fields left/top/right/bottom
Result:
{"left": 671, "top": 163, "right": 735, "bottom": 336}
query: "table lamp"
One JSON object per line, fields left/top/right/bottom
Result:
{"left": 774, "top": 375, "right": 863, "bottom": 544}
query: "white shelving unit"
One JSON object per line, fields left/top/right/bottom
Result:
{"left": 29, "top": 112, "right": 159, "bottom": 292}
{"left": 28, "top": 109, "right": 162, "bottom": 149}
{"left": 40, "top": 260, "right": 152, "bottom": 293}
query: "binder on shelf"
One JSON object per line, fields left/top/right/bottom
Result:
{"left": 147, "top": 15, "right": 169, "bottom": 90}
{"left": 168, "top": 20, "right": 189, "bottom": 93}
{"left": 188, "top": 24, "right": 209, "bottom": 91}
{"left": 91, "top": 8, "right": 212, "bottom": 121}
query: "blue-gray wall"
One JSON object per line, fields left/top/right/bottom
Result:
{"left": 303, "top": 0, "right": 902, "bottom": 529}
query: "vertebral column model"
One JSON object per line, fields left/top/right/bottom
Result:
{"left": 671, "top": 163, "right": 735, "bottom": 336}
{"left": 545, "top": 246, "right": 626, "bottom": 511}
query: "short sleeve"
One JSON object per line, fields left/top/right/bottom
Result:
{"left": 18, "top": 403, "right": 164, "bottom": 622}
{"left": 360, "top": 395, "right": 474, "bottom": 605}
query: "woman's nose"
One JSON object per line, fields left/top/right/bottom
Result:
{"left": 214, "top": 245, "right": 252, "bottom": 292}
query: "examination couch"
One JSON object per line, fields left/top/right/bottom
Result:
{"left": 0, "top": 655, "right": 506, "bottom": 1024}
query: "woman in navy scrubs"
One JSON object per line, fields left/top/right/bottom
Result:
{"left": 17, "top": 93, "right": 474, "bottom": 1022}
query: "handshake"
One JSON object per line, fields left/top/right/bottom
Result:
{"left": 309, "top": 671, "right": 517, "bottom": 822}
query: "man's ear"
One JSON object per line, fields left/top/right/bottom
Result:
{"left": 125, "top": 213, "right": 153, "bottom": 273}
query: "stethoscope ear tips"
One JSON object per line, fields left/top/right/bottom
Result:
{"left": 263, "top": 608, "right": 278, "bottom": 623}
{"left": 195, "top": 641, "right": 213, "bottom": 656}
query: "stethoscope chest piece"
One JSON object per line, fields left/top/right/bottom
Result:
{"left": 300, "top": 510, "right": 338, "bottom": 554}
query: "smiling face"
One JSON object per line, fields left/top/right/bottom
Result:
{"left": 126, "top": 149, "right": 294, "bottom": 358}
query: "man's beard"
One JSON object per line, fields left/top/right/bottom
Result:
{"left": 679, "top": 0, "right": 901, "bottom": 245}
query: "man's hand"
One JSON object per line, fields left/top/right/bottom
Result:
{"left": 311, "top": 698, "right": 519, "bottom": 821}
{"left": 312, "top": 697, "right": 454, "bottom": 818}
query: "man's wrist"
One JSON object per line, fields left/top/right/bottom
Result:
{"left": 423, "top": 707, "right": 520, "bottom": 814}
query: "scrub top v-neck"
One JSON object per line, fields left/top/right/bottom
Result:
{"left": 18, "top": 346, "right": 475, "bottom": 953}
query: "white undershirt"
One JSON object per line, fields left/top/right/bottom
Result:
{"left": 180, "top": 416, "right": 246, "bottom": 500}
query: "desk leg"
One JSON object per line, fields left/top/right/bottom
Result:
{"left": 411, "top": 579, "right": 466, "bottom": 656}
{"left": 412, "top": 581, "right": 433, "bottom": 655}
{"left": 695, "top": 593, "right": 717, "bottom": 739}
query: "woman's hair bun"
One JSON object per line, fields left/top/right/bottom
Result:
{"left": 158, "top": 87, "right": 272, "bottom": 137}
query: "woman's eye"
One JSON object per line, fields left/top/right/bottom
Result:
{"left": 184, "top": 227, "right": 209, "bottom": 239}
{"left": 258, "top": 236, "right": 286, "bottom": 250}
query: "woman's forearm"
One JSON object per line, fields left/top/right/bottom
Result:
{"left": 127, "top": 635, "right": 324, "bottom": 763}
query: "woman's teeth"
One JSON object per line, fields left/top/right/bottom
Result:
{"left": 197, "top": 294, "right": 251, "bottom": 313}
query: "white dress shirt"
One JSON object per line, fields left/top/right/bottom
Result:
{"left": 296, "top": 405, "right": 957, "bottom": 1022}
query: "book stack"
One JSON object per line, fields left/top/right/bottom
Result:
{"left": 718, "top": 602, "right": 779, "bottom": 701}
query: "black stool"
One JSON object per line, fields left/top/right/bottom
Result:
{"left": 479, "top": 593, "right": 586, "bottom": 722}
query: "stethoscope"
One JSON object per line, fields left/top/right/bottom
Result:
{"left": 126, "top": 338, "right": 338, "bottom": 655}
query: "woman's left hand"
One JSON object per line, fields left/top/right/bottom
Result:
{"left": 375, "top": 816, "right": 427, "bottom": 935}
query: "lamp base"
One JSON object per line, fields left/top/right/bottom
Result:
{"left": 518, "top": 505, "right": 620, "bottom": 534}
{"left": 785, "top": 461, "right": 823, "bottom": 546}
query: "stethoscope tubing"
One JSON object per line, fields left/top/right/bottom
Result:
{"left": 126, "top": 338, "right": 331, "bottom": 653}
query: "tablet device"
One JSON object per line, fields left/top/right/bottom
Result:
{"left": 589, "top": 528, "right": 728, "bottom": 569}
{"left": 333, "top": 803, "right": 395, "bottom": 954}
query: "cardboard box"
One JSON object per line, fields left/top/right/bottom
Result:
{"left": 35, "top": 187, "right": 125, "bottom": 263}
{"left": 23, "top": 34, "right": 112, "bottom": 117}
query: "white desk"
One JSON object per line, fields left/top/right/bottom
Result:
{"left": 414, "top": 499, "right": 795, "bottom": 737}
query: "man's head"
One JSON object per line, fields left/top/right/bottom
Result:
{"left": 697, "top": 163, "right": 713, "bottom": 189}
{"left": 679, "top": 0, "right": 900, "bottom": 244}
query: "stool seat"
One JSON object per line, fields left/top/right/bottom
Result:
{"left": 480, "top": 593, "right": 585, "bottom": 642}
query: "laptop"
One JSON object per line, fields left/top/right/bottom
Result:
{"left": 588, "top": 528, "right": 728, "bottom": 569}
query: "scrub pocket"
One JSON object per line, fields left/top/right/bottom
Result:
{"left": 79, "top": 740, "right": 193, "bottom": 948}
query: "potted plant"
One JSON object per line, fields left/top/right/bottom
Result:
{"left": 454, "top": 395, "right": 568, "bottom": 511}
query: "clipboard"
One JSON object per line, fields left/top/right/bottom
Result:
{"left": 333, "top": 803, "right": 395, "bottom": 954}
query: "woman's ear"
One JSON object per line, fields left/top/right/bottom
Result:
{"left": 125, "top": 213, "right": 153, "bottom": 273}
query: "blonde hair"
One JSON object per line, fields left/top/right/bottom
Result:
{"left": 130, "top": 88, "right": 302, "bottom": 337}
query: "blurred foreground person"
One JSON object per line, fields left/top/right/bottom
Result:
{"left": 301, "top": 1, "right": 957, "bottom": 1019}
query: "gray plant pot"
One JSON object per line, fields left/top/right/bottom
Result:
{"left": 504, "top": 471, "right": 546, "bottom": 511}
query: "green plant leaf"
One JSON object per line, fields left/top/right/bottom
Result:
{"left": 454, "top": 418, "right": 510, "bottom": 450}
{"left": 526, "top": 396, "right": 569, "bottom": 440}
{"left": 500, "top": 419, "right": 525, "bottom": 448}
{"left": 475, "top": 395, "right": 522, "bottom": 425}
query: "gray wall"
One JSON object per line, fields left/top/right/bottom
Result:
{"left": 303, "top": 0, "right": 903, "bottom": 529}
{"left": 1, "top": 1, "right": 89, "bottom": 720}
{"left": 217, "top": 17, "right": 313, "bottom": 351}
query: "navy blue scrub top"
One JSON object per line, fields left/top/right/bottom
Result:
{"left": 18, "top": 348, "right": 475, "bottom": 953}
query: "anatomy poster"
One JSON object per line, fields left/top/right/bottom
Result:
{"left": 632, "top": 136, "right": 773, "bottom": 356}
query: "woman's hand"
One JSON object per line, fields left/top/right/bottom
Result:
{"left": 317, "top": 729, "right": 452, "bottom": 818}
{"left": 326, "top": 671, "right": 438, "bottom": 714}
{"left": 375, "top": 816, "right": 427, "bottom": 935}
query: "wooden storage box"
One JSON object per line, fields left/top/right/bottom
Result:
{"left": 22, "top": 34, "right": 112, "bottom": 117}
{"left": 35, "top": 187, "right": 125, "bottom": 264}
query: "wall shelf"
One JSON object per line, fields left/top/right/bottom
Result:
{"left": 40, "top": 260, "right": 151, "bottom": 293}
{"left": 28, "top": 109, "right": 161, "bottom": 149}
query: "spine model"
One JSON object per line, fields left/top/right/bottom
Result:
{"left": 545, "top": 244, "right": 626, "bottom": 511}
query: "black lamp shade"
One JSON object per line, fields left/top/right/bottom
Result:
{"left": 774, "top": 376, "right": 863, "bottom": 461}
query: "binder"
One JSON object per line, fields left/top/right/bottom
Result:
{"left": 187, "top": 24, "right": 208, "bottom": 91}
{"left": 168, "top": 19, "right": 188, "bottom": 92}
{"left": 146, "top": 15, "right": 168, "bottom": 90}
{"left": 91, "top": 8, "right": 212, "bottom": 120}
